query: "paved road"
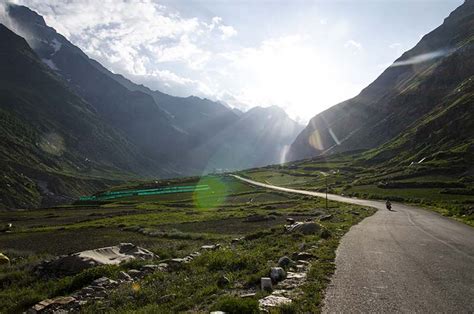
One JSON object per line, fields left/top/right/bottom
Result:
{"left": 232, "top": 175, "right": 474, "bottom": 313}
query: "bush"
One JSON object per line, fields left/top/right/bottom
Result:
{"left": 211, "top": 295, "right": 259, "bottom": 314}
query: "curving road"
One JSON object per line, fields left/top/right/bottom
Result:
{"left": 232, "top": 175, "right": 474, "bottom": 313}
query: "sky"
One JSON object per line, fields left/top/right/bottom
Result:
{"left": 7, "top": 0, "right": 464, "bottom": 123}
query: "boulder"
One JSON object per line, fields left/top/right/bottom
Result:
{"left": 270, "top": 267, "right": 286, "bottom": 282}
{"left": 285, "top": 222, "right": 321, "bottom": 235}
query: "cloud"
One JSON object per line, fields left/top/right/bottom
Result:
{"left": 218, "top": 25, "right": 237, "bottom": 39}
{"left": 344, "top": 39, "right": 363, "bottom": 52}
{"left": 390, "top": 49, "right": 453, "bottom": 67}
{"left": 11, "top": 0, "right": 235, "bottom": 77}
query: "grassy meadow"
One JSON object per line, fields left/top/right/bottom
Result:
{"left": 0, "top": 175, "right": 374, "bottom": 313}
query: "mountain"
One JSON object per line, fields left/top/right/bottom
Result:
{"left": 6, "top": 4, "right": 188, "bottom": 170}
{"left": 288, "top": 0, "right": 474, "bottom": 162}
{"left": 5, "top": 4, "right": 301, "bottom": 176}
{"left": 0, "top": 24, "right": 163, "bottom": 208}
{"left": 0, "top": 4, "right": 302, "bottom": 208}
{"left": 185, "top": 106, "right": 303, "bottom": 171}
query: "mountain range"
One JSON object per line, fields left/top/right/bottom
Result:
{"left": 288, "top": 0, "right": 473, "bottom": 167}
{"left": 1, "top": 0, "right": 473, "bottom": 209}
{"left": 0, "top": 4, "right": 302, "bottom": 208}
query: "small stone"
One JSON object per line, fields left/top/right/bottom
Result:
{"left": 201, "top": 244, "right": 220, "bottom": 250}
{"left": 270, "top": 267, "right": 286, "bottom": 282}
{"left": 231, "top": 238, "right": 242, "bottom": 244}
{"left": 167, "top": 258, "right": 187, "bottom": 269}
{"left": 81, "top": 287, "right": 95, "bottom": 294}
{"left": 286, "top": 218, "right": 295, "bottom": 224}
{"left": 92, "top": 277, "right": 111, "bottom": 285}
{"left": 118, "top": 271, "right": 132, "bottom": 281}
{"left": 278, "top": 256, "right": 293, "bottom": 267}
{"left": 292, "top": 252, "right": 314, "bottom": 260}
{"left": 127, "top": 269, "right": 142, "bottom": 278}
{"left": 141, "top": 264, "right": 160, "bottom": 272}
{"left": 190, "top": 252, "right": 201, "bottom": 258}
{"left": 261, "top": 277, "right": 273, "bottom": 291}
{"left": 90, "top": 285, "right": 106, "bottom": 291}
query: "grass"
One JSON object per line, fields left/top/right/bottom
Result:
{"left": 0, "top": 175, "right": 375, "bottom": 313}
{"left": 241, "top": 150, "right": 474, "bottom": 227}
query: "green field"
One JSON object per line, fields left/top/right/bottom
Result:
{"left": 0, "top": 175, "right": 374, "bottom": 313}
{"left": 241, "top": 152, "right": 474, "bottom": 227}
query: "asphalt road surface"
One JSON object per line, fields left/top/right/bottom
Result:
{"left": 232, "top": 175, "right": 474, "bottom": 313}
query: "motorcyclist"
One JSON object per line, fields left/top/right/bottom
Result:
{"left": 386, "top": 199, "right": 392, "bottom": 211}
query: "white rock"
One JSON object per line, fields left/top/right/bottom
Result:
{"left": 259, "top": 295, "right": 292, "bottom": 308}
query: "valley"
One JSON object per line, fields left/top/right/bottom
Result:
{"left": 0, "top": 0, "right": 473, "bottom": 313}
{"left": 0, "top": 175, "right": 373, "bottom": 313}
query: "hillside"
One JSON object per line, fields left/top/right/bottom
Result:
{"left": 5, "top": 4, "right": 301, "bottom": 176}
{"left": 0, "top": 24, "right": 161, "bottom": 208}
{"left": 288, "top": 0, "right": 474, "bottom": 161}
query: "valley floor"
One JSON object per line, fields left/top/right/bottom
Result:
{"left": 0, "top": 175, "right": 373, "bottom": 313}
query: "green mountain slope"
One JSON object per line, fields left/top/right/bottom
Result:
{"left": 0, "top": 24, "right": 160, "bottom": 208}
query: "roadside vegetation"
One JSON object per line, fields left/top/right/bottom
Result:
{"left": 0, "top": 175, "right": 374, "bottom": 313}
{"left": 240, "top": 147, "right": 474, "bottom": 227}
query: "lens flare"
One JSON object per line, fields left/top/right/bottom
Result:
{"left": 193, "top": 176, "right": 227, "bottom": 210}
{"left": 308, "top": 129, "right": 324, "bottom": 150}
